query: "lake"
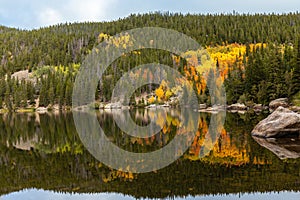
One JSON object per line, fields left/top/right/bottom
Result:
{"left": 0, "top": 109, "right": 299, "bottom": 199}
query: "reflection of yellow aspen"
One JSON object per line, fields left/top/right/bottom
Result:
{"left": 171, "top": 118, "right": 180, "bottom": 126}
{"left": 166, "top": 115, "right": 173, "bottom": 126}
{"left": 162, "top": 126, "right": 168, "bottom": 134}
{"left": 102, "top": 170, "right": 136, "bottom": 183}
{"left": 156, "top": 112, "right": 166, "bottom": 128}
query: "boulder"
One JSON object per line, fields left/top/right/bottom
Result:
{"left": 53, "top": 104, "right": 60, "bottom": 110}
{"left": 253, "top": 103, "right": 263, "bottom": 109}
{"left": 238, "top": 110, "right": 246, "bottom": 114}
{"left": 251, "top": 106, "right": 300, "bottom": 138}
{"left": 253, "top": 104, "right": 263, "bottom": 112}
{"left": 98, "top": 103, "right": 105, "bottom": 109}
{"left": 104, "top": 102, "right": 122, "bottom": 109}
{"left": 72, "top": 105, "right": 89, "bottom": 111}
{"left": 200, "top": 105, "right": 225, "bottom": 113}
{"left": 161, "top": 103, "right": 170, "bottom": 107}
{"left": 227, "top": 103, "right": 247, "bottom": 111}
{"left": 269, "top": 98, "right": 289, "bottom": 110}
{"left": 146, "top": 104, "right": 158, "bottom": 109}
{"left": 121, "top": 105, "right": 130, "bottom": 110}
{"left": 36, "top": 107, "right": 47, "bottom": 113}
{"left": 252, "top": 104, "right": 268, "bottom": 113}
{"left": 169, "top": 97, "right": 179, "bottom": 104}
{"left": 199, "top": 104, "right": 207, "bottom": 110}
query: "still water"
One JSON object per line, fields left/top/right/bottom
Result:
{"left": 0, "top": 109, "right": 299, "bottom": 199}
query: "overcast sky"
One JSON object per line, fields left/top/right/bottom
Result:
{"left": 0, "top": 0, "right": 299, "bottom": 29}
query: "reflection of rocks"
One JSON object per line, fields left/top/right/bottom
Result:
{"left": 251, "top": 106, "right": 300, "bottom": 138}
{"left": 269, "top": 98, "right": 289, "bottom": 110}
{"left": 252, "top": 136, "right": 300, "bottom": 159}
{"left": 103, "top": 108, "right": 126, "bottom": 122}
{"left": 13, "top": 136, "right": 39, "bottom": 151}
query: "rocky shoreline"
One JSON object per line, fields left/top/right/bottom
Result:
{"left": 1, "top": 97, "right": 299, "bottom": 116}
{"left": 251, "top": 104, "right": 300, "bottom": 159}
{"left": 199, "top": 98, "right": 300, "bottom": 114}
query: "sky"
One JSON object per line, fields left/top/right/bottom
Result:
{"left": 0, "top": 0, "right": 299, "bottom": 29}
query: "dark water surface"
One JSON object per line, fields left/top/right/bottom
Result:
{"left": 0, "top": 109, "right": 299, "bottom": 199}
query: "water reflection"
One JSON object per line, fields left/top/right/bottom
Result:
{"left": 74, "top": 108, "right": 200, "bottom": 173}
{"left": 252, "top": 137, "right": 300, "bottom": 159}
{"left": 0, "top": 110, "right": 299, "bottom": 199}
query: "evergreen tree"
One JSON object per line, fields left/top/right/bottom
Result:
{"left": 292, "top": 38, "right": 300, "bottom": 95}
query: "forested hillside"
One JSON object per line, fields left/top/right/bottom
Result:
{"left": 0, "top": 12, "right": 299, "bottom": 110}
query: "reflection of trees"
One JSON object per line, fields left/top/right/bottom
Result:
{"left": 0, "top": 143, "right": 300, "bottom": 198}
{"left": 0, "top": 112, "right": 81, "bottom": 153}
{"left": 0, "top": 112, "right": 299, "bottom": 198}
{"left": 187, "top": 112, "right": 251, "bottom": 165}
{"left": 99, "top": 108, "right": 186, "bottom": 152}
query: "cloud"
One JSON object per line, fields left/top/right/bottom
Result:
{"left": 38, "top": 8, "right": 62, "bottom": 27}
{"left": 66, "top": 0, "right": 117, "bottom": 22}
{"left": 36, "top": 0, "right": 117, "bottom": 27}
{"left": 0, "top": 0, "right": 299, "bottom": 29}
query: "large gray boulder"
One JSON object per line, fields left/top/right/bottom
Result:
{"left": 269, "top": 98, "right": 289, "bottom": 110}
{"left": 251, "top": 106, "right": 300, "bottom": 138}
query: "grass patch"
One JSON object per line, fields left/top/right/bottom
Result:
{"left": 292, "top": 92, "right": 300, "bottom": 106}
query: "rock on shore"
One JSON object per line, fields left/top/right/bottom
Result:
{"left": 269, "top": 98, "right": 289, "bottom": 110}
{"left": 251, "top": 106, "right": 300, "bottom": 138}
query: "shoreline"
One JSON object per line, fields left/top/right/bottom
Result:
{"left": 1, "top": 98, "right": 299, "bottom": 114}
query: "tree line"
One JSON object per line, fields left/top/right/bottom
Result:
{"left": 0, "top": 12, "right": 299, "bottom": 109}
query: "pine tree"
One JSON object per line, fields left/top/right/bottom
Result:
{"left": 292, "top": 38, "right": 300, "bottom": 95}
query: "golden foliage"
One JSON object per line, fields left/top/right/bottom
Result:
{"left": 155, "top": 87, "right": 164, "bottom": 101}
{"left": 98, "top": 32, "right": 133, "bottom": 49}
{"left": 148, "top": 96, "right": 156, "bottom": 104}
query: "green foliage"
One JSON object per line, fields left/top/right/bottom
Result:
{"left": 292, "top": 91, "right": 300, "bottom": 106}
{"left": 0, "top": 13, "right": 299, "bottom": 107}
{"left": 226, "top": 43, "right": 300, "bottom": 105}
